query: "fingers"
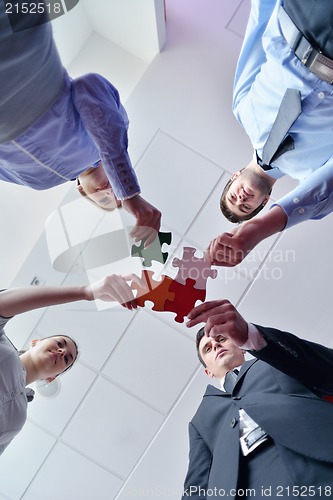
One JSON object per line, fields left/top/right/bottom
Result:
{"left": 206, "top": 233, "right": 245, "bottom": 267}
{"left": 129, "top": 226, "right": 158, "bottom": 248}
{"left": 122, "top": 272, "right": 147, "bottom": 289}
{"left": 205, "top": 316, "right": 229, "bottom": 338}
{"left": 123, "top": 195, "right": 162, "bottom": 248}
{"left": 93, "top": 275, "right": 138, "bottom": 310}
{"left": 186, "top": 300, "right": 230, "bottom": 328}
{"left": 143, "top": 227, "right": 159, "bottom": 248}
{"left": 108, "top": 276, "right": 137, "bottom": 310}
{"left": 186, "top": 299, "right": 248, "bottom": 345}
{"left": 203, "top": 248, "right": 211, "bottom": 264}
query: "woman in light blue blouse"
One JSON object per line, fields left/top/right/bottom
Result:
{"left": 0, "top": 273, "right": 138, "bottom": 455}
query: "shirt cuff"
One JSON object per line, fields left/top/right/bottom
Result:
{"left": 240, "top": 323, "right": 268, "bottom": 351}
{"left": 121, "top": 191, "right": 141, "bottom": 201}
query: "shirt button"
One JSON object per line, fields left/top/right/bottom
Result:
{"left": 318, "top": 91, "right": 325, "bottom": 99}
{"left": 298, "top": 208, "right": 305, "bottom": 214}
{"left": 230, "top": 418, "right": 237, "bottom": 428}
{"left": 293, "top": 197, "right": 299, "bottom": 204}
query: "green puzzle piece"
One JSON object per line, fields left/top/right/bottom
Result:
{"left": 131, "top": 231, "right": 172, "bottom": 267}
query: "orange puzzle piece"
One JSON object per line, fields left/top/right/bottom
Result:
{"left": 131, "top": 270, "right": 175, "bottom": 311}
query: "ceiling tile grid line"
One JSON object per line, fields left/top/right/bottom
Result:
{"left": 101, "top": 348, "right": 200, "bottom": 416}
{"left": 225, "top": 0, "right": 251, "bottom": 38}
{"left": 236, "top": 231, "right": 286, "bottom": 301}
{"left": 1, "top": 2, "right": 298, "bottom": 500}
{"left": 18, "top": 440, "right": 97, "bottom": 500}
{"left": 141, "top": 129, "right": 229, "bottom": 173}
{"left": 114, "top": 363, "right": 205, "bottom": 499}
{"left": 22, "top": 317, "right": 200, "bottom": 489}
{"left": 99, "top": 310, "right": 200, "bottom": 412}
{"left": 25, "top": 353, "right": 168, "bottom": 441}
{"left": 21, "top": 440, "right": 124, "bottom": 500}
{"left": 23, "top": 359, "right": 180, "bottom": 484}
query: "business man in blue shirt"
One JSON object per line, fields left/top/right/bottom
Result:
{"left": 207, "top": 0, "right": 333, "bottom": 267}
{"left": 0, "top": 1, "right": 160, "bottom": 246}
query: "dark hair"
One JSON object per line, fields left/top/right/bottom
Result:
{"left": 220, "top": 178, "right": 268, "bottom": 223}
{"left": 196, "top": 327, "right": 207, "bottom": 368}
{"left": 56, "top": 334, "right": 79, "bottom": 375}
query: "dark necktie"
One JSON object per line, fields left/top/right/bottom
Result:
{"left": 260, "top": 88, "right": 302, "bottom": 170}
{"left": 224, "top": 369, "right": 239, "bottom": 394}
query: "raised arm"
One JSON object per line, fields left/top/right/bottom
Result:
{"left": 0, "top": 274, "right": 140, "bottom": 317}
{"left": 206, "top": 205, "right": 287, "bottom": 266}
{"left": 273, "top": 157, "right": 333, "bottom": 228}
{"left": 72, "top": 74, "right": 161, "bottom": 246}
{"left": 186, "top": 299, "right": 333, "bottom": 395}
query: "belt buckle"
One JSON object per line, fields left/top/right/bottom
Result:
{"left": 306, "top": 51, "right": 333, "bottom": 84}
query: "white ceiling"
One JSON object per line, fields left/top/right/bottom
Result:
{"left": 2, "top": 1, "right": 333, "bottom": 499}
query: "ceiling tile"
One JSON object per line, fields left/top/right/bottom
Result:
{"left": 226, "top": 0, "right": 251, "bottom": 38}
{"left": 116, "top": 368, "right": 209, "bottom": 499}
{"left": 187, "top": 174, "right": 236, "bottom": 248}
{"left": 37, "top": 305, "right": 135, "bottom": 371}
{"left": 62, "top": 378, "right": 164, "bottom": 477}
{"left": 135, "top": 130, "right": 224, "bottom": 237}
{"left": 22, "top": 443, "right": 123, "bottom": 500}
{"left": 51, "top": 0, "right": 92, "bottom": 68}
{"left": 103, "top": 312, "right": 198, "bottom": 413}
{"left": 238, "top": 215, "right": 333, "bottom": 347}
{"left": 0, "top": 422, "right": 56, "bottom": 499}
{"left": 81, "top": 0, "right": 166, "bottom": 63}
{"left": 27, "top": 363, "right": 96, "bottom": 436}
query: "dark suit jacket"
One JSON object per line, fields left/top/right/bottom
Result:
{"left": 182, "top": 325, "right": 333, "bottom": 498}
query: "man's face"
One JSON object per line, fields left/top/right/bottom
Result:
{"left": 225, "top": 170, "right": 271, "bottom": 218}
{"left": 78, "top": 163, "right": 121, "bottom": 210}
{"left": 199, "top": 335, "right": 245, "bottom": 380}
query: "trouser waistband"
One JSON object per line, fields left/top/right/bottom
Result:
{"left": 278, "top": 6, "right": 333, "bottom": 84}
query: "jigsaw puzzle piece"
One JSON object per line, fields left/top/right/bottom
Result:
{"left": 172, "top": 246, "right": 217, "bottom": 289}
{"left": 164, "top": 278, "right": 206, "bottom": 323}
{"left": 131, "top": 270, "right": 175, "bottom": 311}
{"left": 131, "top": 231, "right": 172, "bottom": 267}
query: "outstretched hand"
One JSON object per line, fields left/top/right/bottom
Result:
{"left": 122, "top": 194, "right": 162, "bottom": 247}
{"left": 85, "top": 274, "right": 145, "bottom": 310}
{"left": 204, "top": 223, "right": 259, "bottom": 267}
{"left": 205, "top": 206, "right": 287, "bottom": 267}
{"left": 186, "top": 300, "right": 249, "bottom": 346}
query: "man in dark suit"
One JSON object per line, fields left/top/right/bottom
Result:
{"left": 182, "top": 300, "right": 333, "bottom": 499}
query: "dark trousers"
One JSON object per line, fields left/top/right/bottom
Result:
{"left": 283, "top": 0, "right": 333, "bottom": 58}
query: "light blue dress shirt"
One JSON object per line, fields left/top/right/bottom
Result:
{"left": 0, "top": 4, "right": 140, "bottom": 200}
{"left": 233, "top": 0, "right": 333, "bottom": 228}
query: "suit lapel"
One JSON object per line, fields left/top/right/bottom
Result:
{"left": 204, "top": 359, "right": 259, "bottom": 396}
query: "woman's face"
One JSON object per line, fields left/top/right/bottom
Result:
{"left": 29, "top": 336, "right": 77, "bottom": 380}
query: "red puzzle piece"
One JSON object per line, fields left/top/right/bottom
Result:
{"left": 172, "top": 247, "right": 217, "bottom": 290}
{"left": 131, "top": 270, "right": 175, "bottom": 311}
{"left": 164, "top": 278, "right": 206, "bottom": 323}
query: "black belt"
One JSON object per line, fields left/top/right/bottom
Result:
{"left": 278, "top": 6, "right": 333, "bottom": 84}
